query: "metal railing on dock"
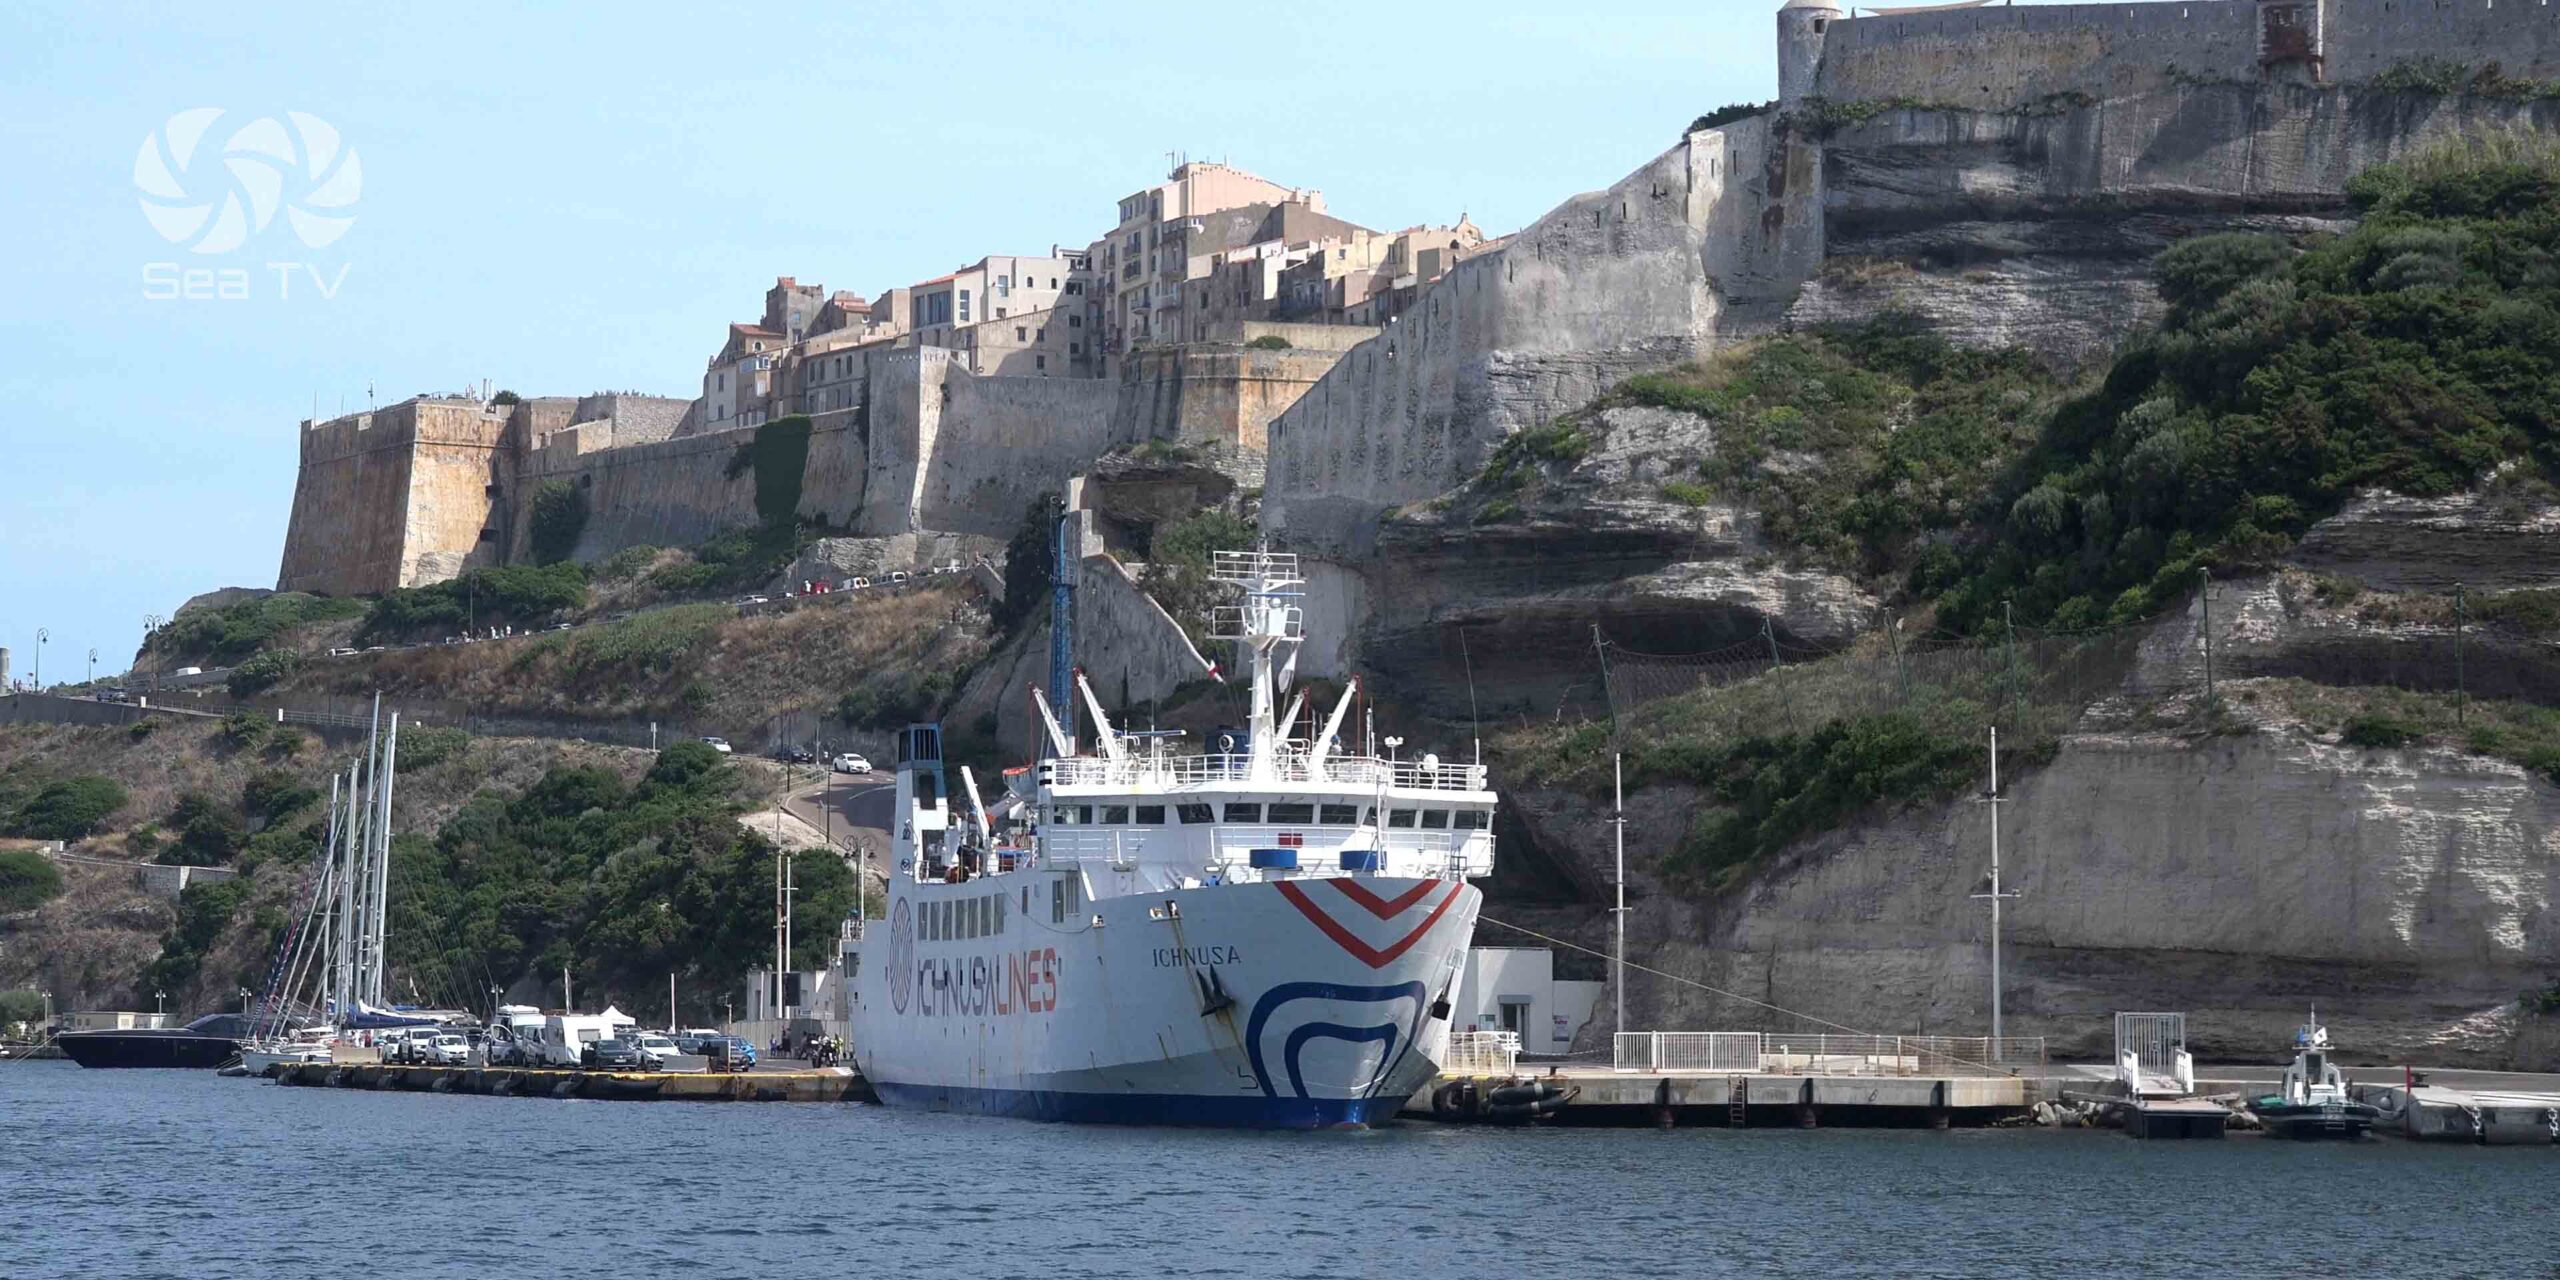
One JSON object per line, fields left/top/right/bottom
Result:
{"left": 1445, "top": 1031, "right": 1521, "bottom": 1075}
{"left": 1612, "top": 1032, "right": 2045, "bottom": 1077}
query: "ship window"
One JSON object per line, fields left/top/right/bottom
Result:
{"left": 1388, "top": 809, "right": 1418, "bottom": 829}
{"left": 1177, "top": 803, "right": 1215, "bottom": 824}
{"left": 1267, "top": 802, "right": 1315, "bottom": 824}
{"left": 1223, "top": 803, "right": 1262, "bottom": 823}
{"left": 925, "top": 902, "right": 939, "bottom": 941}
{"left": 1319, "top": 804, "right": 1359, "bottom": 825}
{"left": 1419, "top": 810, "right": 1451, "bottom": 830}
{"left": 996, "top": 894, "right": 1006, "bottom": 932}
{"left": 1101, "top": 805, "right": 1130, "bottom": 824}
{"left": 1052, "top": 805, "right": 1093, "bottom": 825}
{"left": 975, "top": 897, "right": 990, "bottom": 936}
{"left": 1453, "top": 810, "right": 1490, "bottom": 830}
{"left": 1134, "top": 805, "right": 1166, "bottom": 825}
{"left": 1051, "top": 879, "right": 1065, "bottom": 923}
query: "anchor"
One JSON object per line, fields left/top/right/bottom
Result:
{"left": 1195, "top": 965, "right": 1236, "bottom": 1017}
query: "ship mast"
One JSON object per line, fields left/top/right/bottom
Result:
{"left": 1208, "top": 548, "right": 1303, "bottom": 783}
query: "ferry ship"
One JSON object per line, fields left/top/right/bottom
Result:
{"left": 847, "top": 550, "right": 1496, "bottom": 1127}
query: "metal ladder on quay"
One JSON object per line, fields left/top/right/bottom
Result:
{"left": 1728, "top": 1075, "right": 1747, "bottom": 1128}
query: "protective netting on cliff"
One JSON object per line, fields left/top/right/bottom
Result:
{"left": 1591, "top": 616, "right": 2181, "bottom": 754}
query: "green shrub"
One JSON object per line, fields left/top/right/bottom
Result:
{"left": 167, "top": 791, "right": 247, "bottom": 866}
{"left": 1671, "top": 712, "right": 1984, "bottom": 885}
{"left": 226, "top": 649, "right": 301, "bottom": 697}
{"left": 836, "top": 671, "right": 956, "bottom": 729}
{"left": 2342, "top": 713, "right": 2425, "bottom": 749}
{"left": 218, "top": 713, "right": 269, "bottom": 751}
{"left": 8, "top": 776, "right": 128, "bottom": 840}
{"left": 1141, "top": 509, "right": 1257, "bottom": 646}
{"left": 529, "top": 479, "right": 590, "bottom": 565}
{"left": 492, "top": 389, "right": 521, "bottom": 406}
{"left": 242, "top": 771, "right": 319, "bottom": 825}
{"left": 0, "top": 849, "right": 66, "bottom": 912}
{"left": 142, "top": 593, "right": 364, "bottom": 666}
{"left": 1660, "top": 480, "right": 1715, "bottom": 508}
{"left": 1688, "top": 101, "right": 1771, "bottom": 133}
{"left": 2476, "top": 588, "right": 2560, "bottom": 635}
{"left": 127, "top": 719, "right": 157, "bottom": 741}
{"left": 1925, "top": 138, "right": 2560, "bottom": 633}
{"left": 360, "top": 562, "right": 589, "bottom": 640}
{"left": 725, "top": 415, "right": 813, "bottom": 526}
{"left": 142, "top": 877, "right": 248, "bottom": 997}
{"left": 597, "top": 545, "right": 662, "bottom": 583}
{"left": 1245, "top": 334, "right": 1292, "bottom": 350}
{"left": 399, "top": 725, "right": 470, "bottom": 769}
{"left": 995, "top": 495, "right": 1063, "bottom": 634}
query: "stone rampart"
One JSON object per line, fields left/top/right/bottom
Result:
{"left": 1114, "top": 342, "right": 1352, "bottom": 450}
{"left": 511, "top": 422, "right": 759, "bottom": 561}
{"left": 277, "top": 399, "right": 507, "bottom": 595}
{"left": 917, "top": 366, "right": 1120, "bottom": 537}
{"left": 1816, "top": 0, "right": 2257, "bottom": 107}
{"left": 1263, "top": 114, "right": 1815, "bottom": 551}
{"left": 1814, "top": 0, "right": 2560, "bottom": 111}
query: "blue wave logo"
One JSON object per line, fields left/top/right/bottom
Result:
{"left": 1242, "top": 981, "right": 1427, "bottom": 1099}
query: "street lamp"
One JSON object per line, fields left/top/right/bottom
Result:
{"left": 33, "top": 628, "right": 45, "bottom": 690}
{"left": 41, "top": 990, "right": 52, "bottom": 1034}
{"left": 489, "top": 984, "right": 502, "bottom": 1022}
{"left": 154, "top": 989, "right": 165, "bottom": 1018}
{"left": 86, "top": 648, "right": 97, "bottom": 686}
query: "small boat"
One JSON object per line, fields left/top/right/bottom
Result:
{"left": 240, "top": 1028, "right": 337, "bottom": 1076}
{"left": 2248, "top": 1016, "right": 2380, "bottom": 1140}
{"left": 56, "top": 1013, "right": 255, "bottom": 1069}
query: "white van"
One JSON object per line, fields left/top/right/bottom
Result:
{"left": 535, "top": 1015, "right": 619, "bottom": 1067}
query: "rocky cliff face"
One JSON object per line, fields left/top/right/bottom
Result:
{"left": 1506, "top": 719, "right": 2560, "bottom": 1068}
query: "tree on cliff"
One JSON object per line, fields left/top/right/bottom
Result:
{"left": 529, "top": 479, "right": 589, "bottom": 565}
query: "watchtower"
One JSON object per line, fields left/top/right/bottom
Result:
{"left": 2258, "top": 0, "right": 2325, "bottom": 83}
{"left": 1778, "top": 0, "right": 1846, "bottom": 108}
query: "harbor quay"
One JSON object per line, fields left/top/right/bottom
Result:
{"left": 272, "top": 1061, "right": 874, "bottom": 1103}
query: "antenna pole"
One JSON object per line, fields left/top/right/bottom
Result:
{"left": 1613, "top": 750, "right": 1626, "bottom": 1042}
{"left": 1970, "top": 726, "right": 2020, "bottom": 1041}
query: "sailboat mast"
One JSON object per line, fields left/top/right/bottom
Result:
{"left": 368, "top": 713, "right": 399, "bottom": 1007}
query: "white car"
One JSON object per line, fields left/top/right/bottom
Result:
{"left": 832, "top": 753, "right": 872, "bottom": 774}
{"left": 631, "top": 1032, "right": 693, "bottom": 1071}
{"left": 888, "top": 571, "right": 910, "bottom": 584}
{"left": 424, "top": 1033, "right": 470, "bottom": 1065}
{"left": 699, "top": 737, "right": 732, "bottom": 754}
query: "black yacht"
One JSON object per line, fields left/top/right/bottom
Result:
{"left": 55, "top": 1013, "right": 255, "bottom": 1069}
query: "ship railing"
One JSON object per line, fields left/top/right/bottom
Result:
{"left": 1613, "top": 1033, "right": 2046, "bottom": 1077}
{"left": 1445, "top": 1031, "right": 1522, "bottom": 1075}
{"left": 1043, "top": 752, "right": 1489, "bottom": 793}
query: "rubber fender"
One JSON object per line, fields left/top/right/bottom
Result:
{"left": 1430, "top": 1079, "right": 1479, "bottom": 1119}
{"left": 1487, "top": 1080, "right": 1563, "bottom": 1108}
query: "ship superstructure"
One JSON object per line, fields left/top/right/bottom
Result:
{"left": 848, "top": 550, "right": 1496, "bottom": 1126}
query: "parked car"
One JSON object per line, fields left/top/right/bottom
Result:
{"left": 832, "top": 753, "right": 872, "bottom": 774}
{"left": 580, "top": 1038, "right": 647, "bottom": 1071}
{"left": 846, "top": 577, "right": 871, "bottom": 589}
{"left": 888, "top": 571, "right": 910, "bottom": 584}
{"left": 172, "top": 666, "right": 204, "bottom": 677}
{"left": 703, "top": 1037, "right": 757, "bottom": 1073}
{"left": 424, "top": 1033, "right": 471, "bottom": 1065}
{"left": 550, "top": 621, "right": 573, "bottom": 632}
{"left": 780, "top": 745, "right": 815, "bottom": 764}
{"left": 699, "top": 737, "right": 732, "bottom": 754}
{"left": 630, "top": 1032, "right": 689, "bottom": 1070}
{"left": 673, "top": 1028, "right": 724, "bottom": 1054}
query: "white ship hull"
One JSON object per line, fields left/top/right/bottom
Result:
{"left": 852, "top": 874, "right": 1481, "bottom": 1128}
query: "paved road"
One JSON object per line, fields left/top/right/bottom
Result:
{"left": 775, "top": 771, "right": 897, "bottom": 850}
{"left": 2043, "top": 1063, "right": 2560, "bottom": 1094}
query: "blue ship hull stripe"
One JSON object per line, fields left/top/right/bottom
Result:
{"left": 868, "top": 1080, "right": 1403, "bottom": 1128}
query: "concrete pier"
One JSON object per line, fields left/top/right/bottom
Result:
{"left": 1411, "top": 1067, "right": 2031, "bottom": 1127}
{"left": 2358, "top": 1084, "right": 2560, "bottom": 1144}
{"left": 272, "top": 1061, "right": 873, "bottom": 1102}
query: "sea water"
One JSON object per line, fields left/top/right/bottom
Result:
{"left": 3, "top": 1062, "right": 2553, "bottom": 1279}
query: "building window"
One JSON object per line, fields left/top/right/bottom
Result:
{"left": 1070, "top": 341, "right": 1081, "bottom": 355}
{"left": 1015, "top": 327, "right": 1027, "bottom": 341}
{"left": 1069, "top": 314, "right": 1082, "bottom": 328}
{"left": 1035, "top": 328, "right": 1045, "bottom": 341}
{"left": 1035, "top": 355, "right": 1046, "bottom": 371}
{"left": 717, "top": 373, "right": 725, "bottom": 390}
{"left": 958, "top": 289, "right": 971, "bottom": 322}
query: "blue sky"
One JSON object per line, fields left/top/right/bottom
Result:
{"left": 0, "top": 0, "right": 1803, "bottom": 678}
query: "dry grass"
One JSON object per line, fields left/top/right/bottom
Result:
{"left": 278, "top": 581, "right": 990, "bottom": 727}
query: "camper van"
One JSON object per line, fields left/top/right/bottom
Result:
{"left": 533, "top": 1015, "right": 620, "bottom": 1067}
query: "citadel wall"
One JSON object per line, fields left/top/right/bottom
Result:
{"left": 1263, "top": 113, "right": 1818, "bottom": 551}
{"left": 1812, "top": 0, "right": 2560, "bottom": 110}
{"left": 1114, "top": 341, "right": 1355, "bottom": 451}
{"left": 276, "top": 400, "right": 507, "bottom": 595}
{"left": 507, "top": 418, "right": 762, "bottom": 563}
